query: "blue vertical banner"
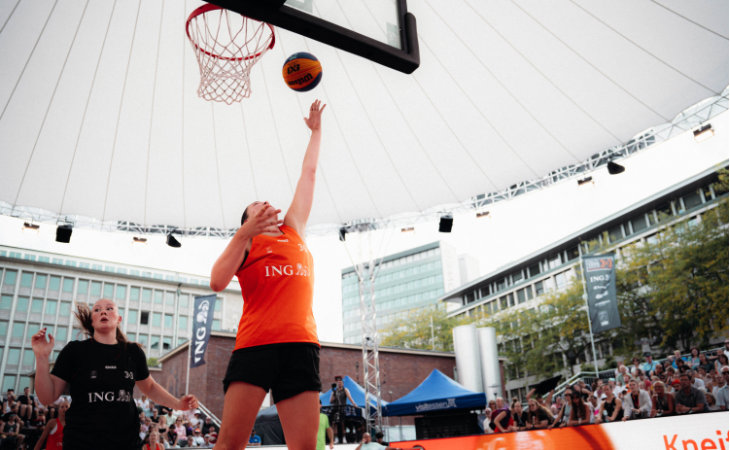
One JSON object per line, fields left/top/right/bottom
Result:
{"left": 582, "top": 254, "right": 621, "bottom": 333}
{"left": 191, "top": 294, "right": 216, "bottom": 368}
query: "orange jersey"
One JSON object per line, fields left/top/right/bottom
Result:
{"left": 234, "top": 225, "right": 318, "bottom": 349}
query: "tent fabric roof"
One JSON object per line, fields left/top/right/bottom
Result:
{"left": 319, "top": 375, "right": 388, "bottom": 408}
{"left": 383, "top": 369, "right": 486, "bottom": 416}
{"left": 0, "top": 1, "right": 727, "bottom": 231}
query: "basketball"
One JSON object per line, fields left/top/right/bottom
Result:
{"left": 282, "top": 52, "right": 322, "bottom": 92}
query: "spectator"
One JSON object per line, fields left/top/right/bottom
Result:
{"left": 607, "top": 378, "right": 622, "bottom": 397}
{"left": 247, "top": 428, "right": 262, "bottom": 447}
{"left": 2, "top": 414, "right": 25, "bottom": 449}
{"left": 566, "top": 389, "right": 591, "bottom": 426}
{"left": 374, "top": 431, "right": 388, "bottom": 446}
{"left": 654, "top": 363, "right": 665, "bottom": 380}
{"left": 705, "top": 392, "right": 719, "bottom": 411}
{"left": 354, "top": 432, "right": 398, "bottom": 450}
{"left": 33, "top": 399, "right": 68, "bottom": 450}
{"left": 698, "top": 353, "right": 714, "bottom": 373}
{"left": 597, "top": 384, "right": 622, "bottom": 423}
{"left": 173, "top": 417, "right": 187, "bottom": 446}
{"left": 630, "top": 357, "right": 643, "bottom": 377}
{"left": 3, "top": 389, "right": 17, "bottom": 416}
{"left": 671, "top": 350, "right": 685, "bottom": 369}
{"left": 142, "top": 428, "right": 164, "bottom": 450}
{"left": 330, "top": 376, "right": 356, "bottom": 444}
{"left": 622, "top": 380, "right": 651, "bottom": 420}
{"left": 136, "top": 395, "right": 151, "bottom": 414}
{"left": 689, "top": 370, "right": 706, "bottom": 391}
{"left": 185, "top": 435, "right": 195, "bottom": 448}
{"left": 674, "top": 373, "right": 707, "bottom": 414}
{"left": 483, "top": 400, "right": 496, "bottom": 433}
{"left": 641, "top": 353, "right": 659, "bottom": 376}
{"left": 525, "top": 398, "right": 551, "bottom": 429}
{"left": 200, "top": 416, "right": 218, "bottom": 436}
{"left": 202, "top": 433, "right": 213, "bottom": 448}
{"left": 688, "top": 348, "right": 701, "bottom": 370}
{"left": 550, "top": 388, "right": 573, "bottom": 428}
{"left": 490, "top": 398, "right": 511, "bottom": 433}
{"left": 163, "top": 427, "right": 178, "bottom": 448}
{"left": 715, "top": 366, "right": 728, "bottom": 410}
{"left": 510, "top": 399, "right": 528, "bottom": 431}
{"left": 588, "top": 395, "right": 601, "bottom": 423}
{"left": 17, "top": 386, "right": 38, "bottom": 424}
{"left": 573, "top": 380, "right": 591, "bottom": 401}
{"left": 192, "top": 428, "right": 205, "bottom": 447}
{"left": 714, "top": 354, "right": 729, "bottom": 375}
{"left": 650, "top": 381, "right": 675, "bottom": 417}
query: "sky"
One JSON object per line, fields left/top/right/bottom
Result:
{"left": 0, "top": 113, "right": 726, "bottom": 343}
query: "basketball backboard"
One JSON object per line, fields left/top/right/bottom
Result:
{"left": 204, "top": 0, "right": 419, "bottom": 73}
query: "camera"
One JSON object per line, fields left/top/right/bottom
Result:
{"left": 331, "top": 383, "right": 337, "bottom": 391}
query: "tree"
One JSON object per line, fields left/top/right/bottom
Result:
{"left": 477, "top": 280, "right": 593, "bottom": 380}
{"left": 380, "top": 306, "right": 469, "bottom": 352}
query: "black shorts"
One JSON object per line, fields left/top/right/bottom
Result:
{"left": 223, "top": 342, "right": 321, "bottom": 403}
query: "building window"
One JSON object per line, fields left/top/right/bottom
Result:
{"left": 151, "top": 313, "right": 161, "bottom": 327}
{"left": 681, "top": 191, "right": 702, "bottom": 211}
{"left": 163, "top": 337, "right": 172, "bottom": 350}
{"left": 130, "top": 287, "right": 140, "bottom": 302}
{"left": 2, "top": 375, "right": 17, "bottom": 392}
{"left": 22, "top": 350, "right": 34, "bottom": 367}
{"left": 127, "top": 310, "right": 138, "bottom": 326}
{"left": 212, "top": 319, "right": 222, "bottom": 331}
{"left": 142, "top": 289, "right": 152, "bottom": 303}
{"left": 90, "top": 281, "right": 101, "bottom": 297}
{"left": 103, "top": 283, "right": 113, "bottom": 298}
{"left": 630, "top": 215, "right": 648, "bottom": 234}
{"left": 165, "top": 292, "right": 175, "bottom": 306}
{"left": 150, "top": 336, "right": 160, "bottom": 349}
{"left": 31, "top": 298, "right": 43, "bottom": 314}
{"left": 55, "top": 326, "right": 68, "bottom": 342}
{"left": 534, "top": 280, "right": 544, "bottom": 296}
{"left": 34, "top": 274, "right": 47, "bottom": 290}
{"left": 3, "top": 270, "right": 17, "bottom": 286}
{"left": 164, "top": 314, "right": 173, "bottom": 328}
{"left": 7, "top": 348, "right": 20, "bottom": 365}
{"left": 15, "top": 297, "right": 29, "bottom": 314}
{"left": 20, "top": 273, "right": 33, "bottom": 288}
{"left": 140, "top": 311, "right": 149, "bottom": 325}
{"left": 115, "top": 285, "right": 127, "bottom": 300}
{"left": 45, "top": 299, "right": 57, "bottom": 316}
{"left": 517, "top": 288, "right": 526, "bottom": 304}
{"left": 77, "top": 279, "right": 89, "bottom": 296}
{"left": 59, "top": 302, "right": 71, "bottom": 317}
{"left": 0, "top": 295, "right": 11, "bottom": 310}
{"left": 62, "top": 278, "right": 74, "bottom": 293}
{"left": 178, "top": 316, "right": 188, "bottom": 330}
{"left": 154, "top": 291, "right": 163, "bottom": 305}
{"left": 0, "top": 320, "right": 7, "bottom": 338}
{"left": 607, "top": 225, "right": 623, "bottom": 243}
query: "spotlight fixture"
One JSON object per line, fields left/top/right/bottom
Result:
{"left": 166, "top": 233, "right": 181, "bottom": 248}
{"left": 607, "top": 161, "right": 625, "bottom": 175}
{"left": 438, "top": 215, "right": 453, "bottom": 233}
{"left": 338, "top": 227, "right": 347, "bottom": 242}
{"left": 577, "top": 176, "right": 593, "bottom": 186}
{"left": 693, "top": 123, "right": 714, "bottom": 142}
{"left": 55, "top": 224, "right": 73, "bottom": 243}
{"left": 476, "top": 210, "right": 490, "bottom": 218}
{"left": 401, "top": 226, "right": 414, "bottom": 233}
{"left": 132, "top": 236, "right": 147, "bottom": 244}
{"left": 22, "top": 222, "right": 40, "bottom": 231}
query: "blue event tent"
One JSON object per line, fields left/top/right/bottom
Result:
{"left": 383, "top": 369, "right": 486, "bottom": 416}
{"left": 319, "top": 375, "right": 388, "bottom": 409}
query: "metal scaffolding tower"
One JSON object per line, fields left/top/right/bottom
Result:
{"left": 356, "top": 260, "right": 384, "bottom": 433}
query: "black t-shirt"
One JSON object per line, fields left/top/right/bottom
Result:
{"left": 16, "top": 394, "right": 34, "bottom": 405}
{"left": 52, "top": 339, "right": 149, "bottom": 450}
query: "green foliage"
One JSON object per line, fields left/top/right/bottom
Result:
{"left": 147, "top": 357, "right": 159, "bottom": 367}
{"left": 380, "top": 306, "right": 469, "bottom": 351}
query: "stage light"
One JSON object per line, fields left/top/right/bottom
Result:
{"left": 56, "top": 224, "right": 73, "bottom": 243}
{"left": 476, "top": 211, "right": 490, "bottom": 218}
{"left": 132, "top": 236, "right": 147, "bottom": 244}
{"left": 401, "top": 226, "right": 414, "bottom": 233}
{"left": 338, "top": 227, "right": 347, "bottom": 242}
{"left": 438, "top": 215, "right": 453, "bottom": 233}
{"left": 22, "top": 222, "right": 40, "bottom": 231}
{"left": 607, "top": 161, "right": 625, "bottom": 175}
{"left": 166, "top": 233, "right": 181, "bottom": 248}
{"left": 693, "top": 123, "right": 714, "bottom": 142}
{"left": 577, "top": 176, "right": 593, "bottom": 186}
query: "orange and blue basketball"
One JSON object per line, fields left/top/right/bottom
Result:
{"left": 282, "top": 52, "right": 322, "bottom": 92}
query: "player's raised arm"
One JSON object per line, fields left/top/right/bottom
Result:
{"left": 284, "top": 99, "right": 326, "bottom": 235}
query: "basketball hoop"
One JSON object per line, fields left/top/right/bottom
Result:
{"left": 186, "top": 4, "right": 275, "bottom": 104}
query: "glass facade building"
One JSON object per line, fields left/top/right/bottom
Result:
{"left": 0, "top": 247, "right": 241, "bottom": 393}
{"left": 341, "top": 242, "right": 461, "bottom": 344}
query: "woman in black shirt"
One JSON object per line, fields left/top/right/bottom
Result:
{"left": 31, "top": 299, "right": 198, "bottom": 450}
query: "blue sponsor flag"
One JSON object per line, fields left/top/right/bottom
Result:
{"left": 582, "top": 254, "right": 621, "bottom": 333}
{"left": 191, "top": 294, "right": 216, "bottom": 368}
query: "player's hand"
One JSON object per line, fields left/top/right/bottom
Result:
{"left": 31, "top": 328, "right": 54, "bottom": 359}
{"left": 243, "top": 202, "right": 282, "bottom": 236}
{"left": 304, "top": 99, "right": 326, "bottom": 131}
{"left": 177, "top": 394, "right": 198, "bottom": 411}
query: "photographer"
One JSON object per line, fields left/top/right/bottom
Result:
{"left": 329, "top": 376, "right": 356, "bottom": 444}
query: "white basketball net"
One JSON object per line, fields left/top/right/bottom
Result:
{"left": 186, "top": 6, "right": 275, "bottom": 104}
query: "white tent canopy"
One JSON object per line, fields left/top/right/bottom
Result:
{"left": 0, "top": 0, "right": 727, "bottom": 233}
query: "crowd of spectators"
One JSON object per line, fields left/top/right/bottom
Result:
{"left": 482, "top": 343, "right": 729, "bottom": 433}
{"left": 0, "top": 386, "right": 67, "bottom": 449}
{"left": 136, "top": 395, "right": 220, "bottom": 449}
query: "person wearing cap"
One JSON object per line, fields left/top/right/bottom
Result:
{"left": 329, "top": 376, "right": 356, "bottom": 444}
{"left": 192, "top": 427, "right": 206, "bottom": 446}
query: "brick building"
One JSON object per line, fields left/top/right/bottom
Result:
{"left": 156, "top": 331, "right": 461, "bottom": 421}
